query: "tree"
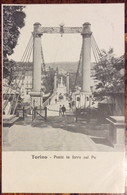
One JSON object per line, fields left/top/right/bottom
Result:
{"left": 93, "top": 48, "right": 124, "bottom": 95}
{"left": 3, "top": 6, "right": 26, "bottom": 78}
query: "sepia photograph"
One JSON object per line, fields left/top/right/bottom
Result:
{"left": 2, "top": 4, "right": 125, "bottom": 152}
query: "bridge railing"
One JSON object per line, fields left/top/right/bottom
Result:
{"left": 42, "top": 91, "right": 56, "bottom": 108}
{"left": 32, "top": 107, "right": 47, "bottom": 122}
{"left": 31, "top": 92, "right": 56, "bottom": 122}
{"left": 16, "top": 106, "right": 30, "bottom": 119}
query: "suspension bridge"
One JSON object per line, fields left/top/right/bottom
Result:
{"left": 3, "top": 22, "right": 124, "bottom": 151}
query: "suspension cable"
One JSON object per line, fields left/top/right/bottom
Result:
{"left": 91, "top": 35, "right": 112, "bottom": 82}
{"left": 75, "top": 42, "right": 83, "bottom": 86}
{"left": 91, "top": 39, "right": 99, "bottom": 65}
{"left": 11, "top": 40, "right": 33, "bottom": 114}
{"left": 12, "top": 40, "right": 33, "bottom": 114}
{"left": 91, "top": 35, "right": 114, "bottom": 113}
{"left": 91, "top": 37, "right": 105, "bottom": 75}
{"left": 4, "top": 35, "right": 33, "bottom": 100}
{"left": 41, "top": 45, "right": 46, "bottom": 73}
{"left": 91, "top": 40, "right": 107, "bottom": 90}
{"left": 3, "top": 36, "right": 33, "bottom": 111}
{"left": 91, "top": 36, "right": 112, "bottom": 87}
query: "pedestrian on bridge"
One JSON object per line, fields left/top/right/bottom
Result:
{"left": 69, "top": 102, "right": 72, "bottom": 109}
{"left": 61, "top": 105, "right": 66, "bottom": 116}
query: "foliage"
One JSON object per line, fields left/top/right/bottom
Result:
{"left": 4, "top": 59, "right": 17, "bottom": 84}
{"left": 93, "top": 48, "right": 124, "bottom": 94}
{"left": 3, "top": 6, "right": 26, "bottom": 78}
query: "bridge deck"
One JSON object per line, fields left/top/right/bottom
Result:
{"left": 3, "top": 92, "right": 123, "bottom": 152}
{"left": 3, "top": 98, "right": 119, "bottom": 151}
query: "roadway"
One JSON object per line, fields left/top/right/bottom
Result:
{"left": 3, "top": 98, "right": 116, "bottom": 152}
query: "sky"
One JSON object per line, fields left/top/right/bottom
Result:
{"left": 8, "top": 4, "right": 124, "bottom": 63}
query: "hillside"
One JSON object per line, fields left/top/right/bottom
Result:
{"left": 16, "top": 61, "right": 95, "bottom": 73}
{"left": 16, "top": 61, "right": 79, "bottom": 73}
{"left": 46, "top": 62, "right": 78, "bottom": 73}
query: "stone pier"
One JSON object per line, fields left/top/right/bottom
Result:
{"left": 80, "top": 23, "right": 92, "bottom": 108}
{"left": 30, "top": 23, "right": 43, "bottom": 109}
{"left": 106, "top": 116, "right": 125, "bottom": 149}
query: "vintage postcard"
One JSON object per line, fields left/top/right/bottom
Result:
{"left": 2, "top": 3, "right": 125, "bottom": 193}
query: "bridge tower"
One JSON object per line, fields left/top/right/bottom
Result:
{"left": 30, "top": 23, "right": 43, "bottom": 108}
{"left": 80, "top": 23, "right": 92, "bottom": 108}
{"left": 29, "top": 22, "right": 93, "bottom": 109}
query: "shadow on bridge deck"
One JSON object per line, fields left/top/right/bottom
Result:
{"left": 45, "top": 115, "right": 113, "bottom": 148}
{"left": 4, "top": 111, "right": 113, "bottom": 149}
{"left": 16, "top": 112, "right": 111, "bottom": 148}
